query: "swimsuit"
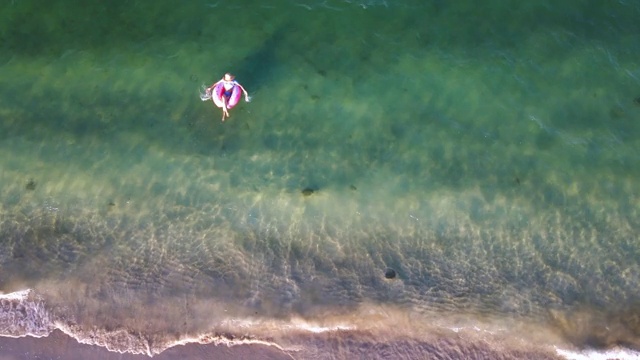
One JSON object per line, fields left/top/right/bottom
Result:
{"left": 222, "top": 80, "right": 237, "bottom": 97}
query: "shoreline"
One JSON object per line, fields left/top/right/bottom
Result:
{"left": 0, "top": 330, "right": 294, "bottom": 360}
{"left": 0, "top": 329, "right": 569, "bottom": 360}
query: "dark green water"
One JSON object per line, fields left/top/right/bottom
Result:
{"left": 1, "top": 1, "right": 640, "bottom": 358}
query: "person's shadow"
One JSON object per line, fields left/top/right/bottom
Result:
{"left": 234, "top": 25, "right": 290, "bottom": 94}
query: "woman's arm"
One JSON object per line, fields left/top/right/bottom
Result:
{"left": 236, "top": 83, "right": 251, "bottom": 101}
{"left": 207, "top": 79, "right": 223, "bottom": 91}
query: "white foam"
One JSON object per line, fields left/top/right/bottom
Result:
{"left": 0, "top": 289, "right": 31, "bottom": 301}
{"left": 0, "top": 289, "right": 54, "bottom": 338}
{"left": 220, "top": 317, "right": 354, "bottom": 335}
{"left": 556, "top": 347, "right": 640, "bottom": 360}
{"left": 4, "top": 289, "right": 640, "bottom": 360}
{"left": 164, "top": 333, "right": 294, "bottom": 356}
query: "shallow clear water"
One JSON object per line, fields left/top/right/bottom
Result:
{"left": 1, "top": 0, "right": 640, "bottom": 358}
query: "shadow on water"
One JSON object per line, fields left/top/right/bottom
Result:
{"left": 234, "top": 25, "right": 290, "bottom": 93}
{"left": 187, "top": 24, "right": 290, "bottom": 157}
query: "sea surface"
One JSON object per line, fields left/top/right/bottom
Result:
{"left": 1, "top": 1, "right": 640, "bottom": 359}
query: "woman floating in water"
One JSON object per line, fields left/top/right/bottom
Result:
{"left": 201, "top": 73, "right": 251, "bottom": 121}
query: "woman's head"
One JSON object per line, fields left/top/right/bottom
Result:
{"left": 223, "top": 73, "right": 235, "bottom": 81}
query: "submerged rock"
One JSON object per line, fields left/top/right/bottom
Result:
{"left": 384, "top": 268, "right": 397, "bottom": 279}
{"left": 25, "top": 179, "right": 36, "bottom": 191}
{"left": 301, "top": 188, "right": 315, "bottom": 196}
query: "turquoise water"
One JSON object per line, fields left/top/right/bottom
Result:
{"left": 1, "top": 1, "right": 640, "bottom": 358}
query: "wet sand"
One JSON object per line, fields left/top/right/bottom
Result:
{"left": 0, "top": 330, "right": 293, "bottom": 360}
{"left": 0, "top": 330, "right": 567, "bottom": 360}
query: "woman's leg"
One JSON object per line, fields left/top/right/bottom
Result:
{"left": 221, "top": 96, "right": 230, "bottom": 121}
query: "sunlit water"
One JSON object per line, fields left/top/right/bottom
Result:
{"left": 1, "top": 1, "right": 640, "bottom": 358}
